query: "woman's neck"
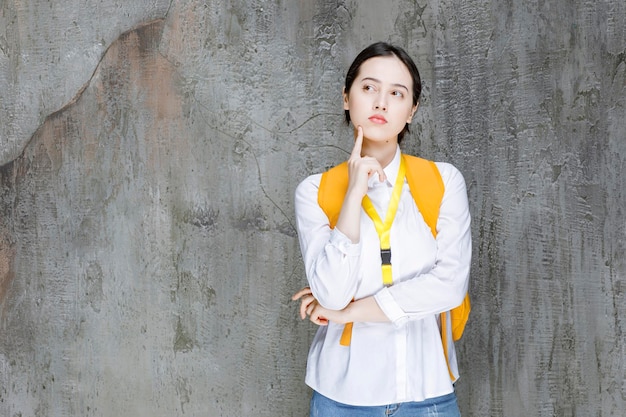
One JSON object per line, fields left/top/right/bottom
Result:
{"left": 361, "top": 138, "right": 398, "bottom": 168}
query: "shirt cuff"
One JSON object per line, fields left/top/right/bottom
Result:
{"left": 329, "top": 228, "right": 361, "bottom": 257}
{"left": 374, "top": 288, "right": 408, "bottom": 327}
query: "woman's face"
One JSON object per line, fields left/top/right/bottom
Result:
{"left": 343, "top": 55, "right": 418, "bottom": 144}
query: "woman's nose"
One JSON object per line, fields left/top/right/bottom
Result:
{"left": 374, "top": 95, "right": 388, "bottom": 111}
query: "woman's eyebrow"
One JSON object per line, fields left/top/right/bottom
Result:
{"left": 361, "top": 77, "right": 409, "bottom": 92}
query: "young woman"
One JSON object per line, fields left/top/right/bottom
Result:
{"left": 292, "top": 42, "right": 472, "bottom": 416}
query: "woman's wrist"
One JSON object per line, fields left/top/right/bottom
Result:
{"left": 335, "top": 192, "right": 363, "bottom": 243}
{"left": 344, "top": 297, "right": 390, "bottom": 323}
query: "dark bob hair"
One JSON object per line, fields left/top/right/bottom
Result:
{"left": 344, "top": 42, "right": 422, "bottom": 143}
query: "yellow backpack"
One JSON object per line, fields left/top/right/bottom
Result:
{"left": 317, "top": 154, "right": 470, "bottom": 378}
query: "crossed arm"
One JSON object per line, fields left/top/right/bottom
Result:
{"left": 292, "top": 126, "right": 391, "bottom": 326}
{"left": 291, "top": 287, "right": 389, "bottom": 325}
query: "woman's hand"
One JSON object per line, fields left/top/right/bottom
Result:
{"left": 291, "top": 287, "right": 317, "bottom": 320}
{"left": 334, "top": 126, "right": 386, "bottom": 243}
{"left": 291, "top": 287, "right": 350, "bottom": 326}
{"left": 346, "top": 126, "right": 386, "bottom": 199}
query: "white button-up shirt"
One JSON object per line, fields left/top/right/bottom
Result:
{"left": 295, "top": 146, "right": 472, "bottom": 406}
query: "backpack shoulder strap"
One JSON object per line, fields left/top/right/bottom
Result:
{"left": 318, "top": 161, "right": 349, "bottom": 229}
{"left": 403, "top": 155, "right": 469, "bottom": 378}
{"left": 402, "top": 154, "right": 444, "bottom": 237}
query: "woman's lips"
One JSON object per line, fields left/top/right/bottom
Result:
{"left": 368, "top": 115, "right": 388, "bottom": 124}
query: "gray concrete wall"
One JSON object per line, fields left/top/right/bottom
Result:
{"left": 0, "top": 0, "right": 624, "bottom": 416}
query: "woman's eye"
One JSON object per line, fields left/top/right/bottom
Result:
{"left": 392, "top": 90, "right": 404, "bottom": 97}
{"left": 363, "top": 85, "right": 375, "bottom": 92}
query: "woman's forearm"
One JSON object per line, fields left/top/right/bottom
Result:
{"left": 334, "top": 189, "right": 364, "bottom": 243}
{"left": 344, "top": 296, "right": 390, "bottom": 323}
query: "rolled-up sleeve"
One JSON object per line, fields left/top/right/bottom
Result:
{"left": 374, "top": 163, "right": 472, "bottom": 324}
{"left": 295, "top": 175, "right": 362, "bottom": 310}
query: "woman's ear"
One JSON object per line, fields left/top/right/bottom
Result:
{"left": 343, "top": 87, "right": 350, "bottom": 110}
{"left": 407, "top": 102, "right": 419, "bottom": 123}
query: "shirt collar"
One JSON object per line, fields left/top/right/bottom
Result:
{"left": 368, "top": 146, "right": 402, "bottom": 188}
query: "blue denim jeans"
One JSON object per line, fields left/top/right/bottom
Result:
{"left": 310, "top": 391, "right": 461, "bottom": 417}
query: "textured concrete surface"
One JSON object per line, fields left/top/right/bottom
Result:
{"left": 0, "top": 0, "right": 625, "bottom": 416}
{"left": 0, "top": 0, "right": 173, "bottom": 164}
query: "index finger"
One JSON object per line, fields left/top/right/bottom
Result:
{"left": 291, "top": 286, "right": 312, "bottom": 301}
{"left": 350, "top": 126, "right": 363, "bottom": 158}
